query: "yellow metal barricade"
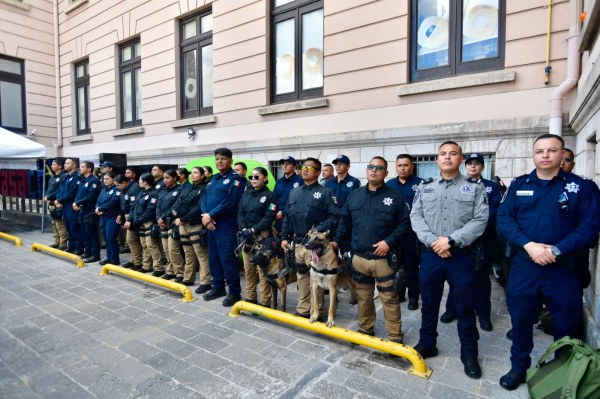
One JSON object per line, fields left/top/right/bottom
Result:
{"left": 30, "top": 242, "right": 84, "bottom": 267}
{"left": 100, "top": 264, "right": 195, "bottom": 302}
{"left": 0, "top": 232, "right": 23, "bottom": 247}
{"left": 229, "top": 301, "right": 432, "bottom": 379}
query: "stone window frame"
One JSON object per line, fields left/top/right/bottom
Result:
{"left": 0, "top": 54, "right": 27, "bottom": 134}
{"left": 118, "top": 38, "right": 142, "bottom": 128}
{"left": 74, "top": 59, "right": 91, "bottom": 135}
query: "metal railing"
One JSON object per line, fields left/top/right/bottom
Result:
{"left": 30, "top": 243, "right": 84, "bottom": 267}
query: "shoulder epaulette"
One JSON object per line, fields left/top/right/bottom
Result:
{"left": 422, "top": 178, "right": 434, "bottom": 184}
{"left": 467, "top": 177, "right": 482, "bottom": 184}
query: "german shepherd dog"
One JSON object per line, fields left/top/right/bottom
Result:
{"left": 301, "top": 227, "right": 356, "bottom": 327}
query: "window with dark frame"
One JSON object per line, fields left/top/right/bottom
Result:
{"left": 180, "top": 10, "right": 213, "bottom": 119}
{"left": 270, "top": 0, "right": 324, "bottom": 104}
{"left": 0, "top": 55, "right": 26, "bottom": 134}
{"left": 410, "top": 0, "right": 505, "bottom": 82}
{"left": 119, "top": 39, "right": 142, "bottom": 127}
{"left": 74, "top": 59, "right": 90, "bottom": 135}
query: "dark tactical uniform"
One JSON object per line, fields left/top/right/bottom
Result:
{"left": 122, "top": 181, "right": 143, "bottom": 267}
{"left": 386, "top": 174, "right": 423, "bottom": 303}
{"left": 57, "top": 171, "right": 83, "bottom": 253}
{"left": 273, "top": 173, "right": 303, "bottom": 231}
{"left": 334, "top": 184, "right": 410, "bottom": 340}
{"left": 497, "top": 169, "right": 600, "bottom": 375}
{"left": 201, "top": 169, "right": 246, "bottom": 296}
{"left": 238, "top": 185, "right": 278, "bottom": 305}
{"left": 324, "top": 174, "right": 361, "bottom": 208}
{"left": 96, "top": 184, "right": 122, "bottom": 264}
{"left": 172, "top": 181, "right": 210, "bottom": 284}
{"left": 444, "top": 177, "right": 501, "bottom": 323}
{"left": 410, "top": 174, "right": 488, "bottom": 359}
{"left": 75, "top": 174, "right": 102, "bottom": 259}
{"left": 46, "top": 171, "right": 68, "bottom": 249}
{"left": 128, "top": 186, "right": 162, "bottom": 272}
{"left": 157, "top": 184, "right": 183, "bottom": 279}
{"left": 281, "top": 182, "right": 339, "bottom": 316}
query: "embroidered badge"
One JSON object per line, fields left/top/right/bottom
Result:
{"left": 259, "top": 196, "right": 267, "bottom": 203}
{"left": 155, "top": 184, "right": 161, "bottom": 189}
{"left": 565, "top": 182, "right": 580, "bottom": 193}
{"left": 130, "top": 196, "right": 136, "bottom": 201}
{"left": 125, "top": 195, "right": 129, "bottom": 200}
{"left": 485, "top": 186, "right": 492, "bottom": 194}
{"left": 269, "top": 203, "right": 277, "bottom": 211}
{"left": 172, "top": 191, "right": 178, "bottom": 196}
{"left": 150, "top": 198, "right": 157, "bottom": 204}
{"left": 346, "top": 182, "right": 354, "bottom": 188}
{"left": 144, "top": 195, "right": 149, "bottom": 200}
{"left": 332, "top": 196, "right": 338, "bottom": 205}
{"left": 55, "top": 178, "right": 60, "bottom": 182}
{"left": 411, "top": 184, "right": 419, "bottom": 192}
{"left": 85, "top": 182, "right": 89, "bottom": 187}
{"left": 116, "top": 191, "right": 122, "bottom": 196}
{"left": 293, "top": 182, "right": 299, "bottom": 188}
{"left": 313, "top": 192, "right": 322, "bottom": 199}
{"left": 109, "top": 190, "right": 114, "bottom": 195}
{"left": 460, "top": 185, "right": 472, "bottom": 194}
{"left": 223, "top": 179, "right": 230, "bottom": 185}
{"left": 92, "top": 184, "right": 97, "bottom": 189}
{"left": 234, "top": 180, "right": 241, "bottom": 187}
{"left": 383, "top": 197, "right": 393, "bottom": 206}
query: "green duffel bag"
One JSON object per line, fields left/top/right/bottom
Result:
{"left": 526, "top": 336, "right": 600, "bottom": 399}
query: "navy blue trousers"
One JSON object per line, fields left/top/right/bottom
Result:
{"left": 207, "top": 217, "right": 241, "bottom": 296}
{"left": 419, "top": 251, "right": 479, "bottom": 358}
{"left": 82, "top": 215, "right": 100, "bottom": 258}
{"left": 443, "top": 262, "right": 491, "bottom": 320}
{"left": 62, "top": 206, "right": 84, "bottom": 252}
{"left": 100, "top": 215, "right": 120, "bottom": 264}
{"left": 399, "top": 233, "right": 420, "bottom": 301}
{"left": 507, "top": 255, "right": 583, "bottom": 373}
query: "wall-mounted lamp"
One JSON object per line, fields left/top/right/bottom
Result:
{"left": 187, "top": 127, "right": 196, "bottom": 141}
{"left": 30, "top": 128, "right": 37, "bottom": 136}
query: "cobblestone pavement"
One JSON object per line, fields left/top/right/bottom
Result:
{"left": 0, "top": 219, "right": 552, "bottom": 398}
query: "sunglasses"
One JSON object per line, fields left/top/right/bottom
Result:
{"left": 366, "top": 164, "right": 386, "bottom": 172}
{"left": 563, "top": 157, "right": 573, "bottom": 163}
{"left": 249, "top": 175, "right": 262, "bottom": 180}
{"left": 301, "top": 165, "right": 319, "bottom": 172}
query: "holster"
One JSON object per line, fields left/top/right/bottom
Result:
{"left": 171, "top": 225, "right": 180, "bottom": 239}
{"left": 150, "top": 224, "right": 161, "bottom": 239}
{"left": 387, "top": 249, "right": 399, "bottom": 271}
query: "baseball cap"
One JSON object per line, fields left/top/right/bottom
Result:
{"left": 100, "top": 161, "right": 115, "bottom": 168}
{"left": 465, "top": 153, "right": 484, "bottom": 165}
{"left": 332, "top": 155, "right": 350, "bottom": 165}
{"left": 280, "top": 156, "right": 297, "bottom": 165}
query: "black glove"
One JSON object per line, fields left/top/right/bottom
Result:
{"left": 240, "top": 228, "right": 253, "bottom": 241}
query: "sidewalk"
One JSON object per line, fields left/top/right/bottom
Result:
{"left": 0, "top": 219, "right": 551, "bottom": 398}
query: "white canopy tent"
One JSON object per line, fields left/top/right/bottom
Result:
{"left": 0, "top": 127, "right": 47, "bottom": 232}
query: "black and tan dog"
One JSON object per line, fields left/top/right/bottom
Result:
{"left": 300, "top": 227, "right": 356, "bottom": 327}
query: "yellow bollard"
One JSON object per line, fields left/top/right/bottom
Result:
{"left": 0, "top": 232, "right": 23, "bottom": 247}
{"left": 229, "top": 301, "right": 432, "bottom": 379}
{"left": 100, "top": 264, "right": 195, "bottom": 302}
{"left": 30, "top": 242, "right": 84, "bottom": 267}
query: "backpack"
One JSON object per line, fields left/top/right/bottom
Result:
{"left": 527, "top": 336, "right": 600, "bottom": 399}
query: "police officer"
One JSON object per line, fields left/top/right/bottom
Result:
{"left": 95, "top": 171, "right": 122, "bottom": 265}
{"left": 497, "top": 134, "right": 600, "bottom": 390}
{"left": 234, "top": 161, "right": 252, "bottom": 190}
{"left": 273, "top": 156, "right": 303, "bottom": 232}
{"left": 172, "top": 166, "right": 211, "bottom": 293}
{"left": 319, "top": 163, "right": 334, "bottom": 185}
{"left": 411, "top": 141, "right": 488, "bottom": 379}
{"left": 45, "top": 158, "right": 68, "bottom": 250}
{"left": 125, "top": 173, "right": 163, "bottom": 275}
{"left": 325, "top": 155, "right": 361, "bottom": 208}
{"left": 333, "top": 156, "right": 410, "bottom": 342}
{"left": 151, "top": 165, "right": 166, "bottom": 191}
{"left": 386, "top": 154, "right": 423, "bottom": 310}
{"left": 238, "top": 167, "right": 279, "bottom": 306}
{"left": 280, "top": 157, "right": 340, "bottom": 318}
{"left": 201, "top": 148, "right": 246, "bottom": 306}
{"left": 74, "top": 161, "right": 102, "bottom": 263}
{"left": 120, "top": 166, "right": 143, "bottom": 269}
{"left": 157, "top": 170, "right": 185, "bottom": 283}
{"left": 55, "top": 158, "right": 84, "bottom": 255}
{"left": 440, "top": 153, "right": 501, "bottom": 331}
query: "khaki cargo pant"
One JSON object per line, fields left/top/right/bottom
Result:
{"left": 294, "top": 244, "right": 324, "bottom": 316}
{"left": 125, "top": 214, "right": 143, "bottom": 265}
{"left": 162, "top": 227, "right": 183, "bottom": 278}
{"left": 51, "top": 217, "right": 68, "bottom": 248}
{"left": 242, "top": 241, "right": 280, "bottom": 306}
{"left": 179, "top": 223, "right": 210, "bottom": 284}
{"left": 139, "top": 221, "right": 163, "bottom": 272}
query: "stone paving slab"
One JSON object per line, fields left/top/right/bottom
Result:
{"left": 0, "top": 219, "right": 553, "bottom": 398}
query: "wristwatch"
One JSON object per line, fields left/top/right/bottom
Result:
{"left": 551, "top": 246, "right": 562, "bottom": 257}
{"left": 448, "top": 236, "right": 456, "bottom": 247}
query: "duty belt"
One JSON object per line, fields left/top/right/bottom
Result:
{"left": 354, "top": 251, "right": 386, "bottom": 260}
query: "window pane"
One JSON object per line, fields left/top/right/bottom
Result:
{"left": 301, "top": 8, "right": 323, "bottom": 90}
{"left": 183, "top": 50, "right": 197, "bottom": 111}
{"left": 77, "top": 86, "right": 86, "bottom": 130}
{"left": 134, "top": 42, "right": 141, "bottom": 58}
{"left": 462, "top": 0, "right": 499, "bottom": 62}
{"left": 183, "top": 20, "right": 197, "bottom": 39}
{"left": 135, "top": 68, "right": 142, "bottom": 120}
{"left": 0, "top": 81, "right": 23, "bottom": 128}
{"left": 86, "top": 84, "right": 90, "bottom": 130}
{"left": 0, "top": 58, "right": 21, "bottom": 75}
{"left": 122, "top": 71, "right": 132, "bottom": 122}
{"left": 274, "top": 0, "right": 294, "bottom": 7}
{"left": 200, "top": 14, "right": 213, "bottom": 33}
{"left": 122, "top": 45, "right": 132, "bottom": 62}
{"left": 416, "top": 0, "right": 449, "bottom": 70}
{"left": 275, "top": 18, "right": 295, "bottom": 95}
{"left": 76, "top": 63, "right": 85, "bottom": 78}
{"left": 201, "top": 44, "right": 213, "bottom": 108}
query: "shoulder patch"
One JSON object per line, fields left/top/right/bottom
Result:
{"left": 422, "top": 178, "right": 434, "bottom": 185}
{"left": 467, "top": 177, "right": 482, "bottom": 184}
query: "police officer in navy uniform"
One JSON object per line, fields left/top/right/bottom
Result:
{"left": 333, "top": 156, "right": 410, "bottom": 342}
{"left": 55, "top": 158, "right": 84, "bottom": 255}
{"left": 201, "top": 148, "right": 246, "bottom": 306}
{"left": 386, "top": 154, "right": 423, "bottom": 310}
{"left": 157, "top": 170, "right": 185, "bottom": 282}
{"left": 273, "top": 156, "right": 303, "bottom": 232}
{"left": 95, "top": 171, "right": 122, "bottom": 265}
{"left": 497, "top": 134, "right": 600, "bottom": 390}
{"left": 440, "top": 153, "right": 501, "bottom": 331}
{"left": 74, "top": 161, "right": 102, "bottom": 263}
{"left": 280, "top": 157, "right": 340, "bottom": 318}
{"left": 120, "top": 167, "right": 143, "bottom": 269}
{"left": 325, "top": 155, "right": 361, "bottom": 208}
{"left": 411, "top": 141, "right": 489, "bottom": 379}
{"left": 45, "top": 158, "right": 68, "bottom": 250}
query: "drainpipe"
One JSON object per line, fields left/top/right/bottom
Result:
{"left": 548, "top": 0, "right": 581, "bottom": 136}
{"left": 52, "top": 0, "right": 63, "bottom": 150}
{"left": 544, "top": 0, "right": 552, "bottom": 84}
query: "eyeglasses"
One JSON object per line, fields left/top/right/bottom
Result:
{"left": 558, "top": 192, "right": 569, "bottom": 216}
{"left": 366, "top": 164, "right": 386, "bottom": 172}
{"left": 249, "top": 175, "right": 262, "bottom": 180}
{"left": 301, "top": 165, "right": 319, "bottom": 172}
{"left": 563, "top": 157, "right": 573, "bottom": 163}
